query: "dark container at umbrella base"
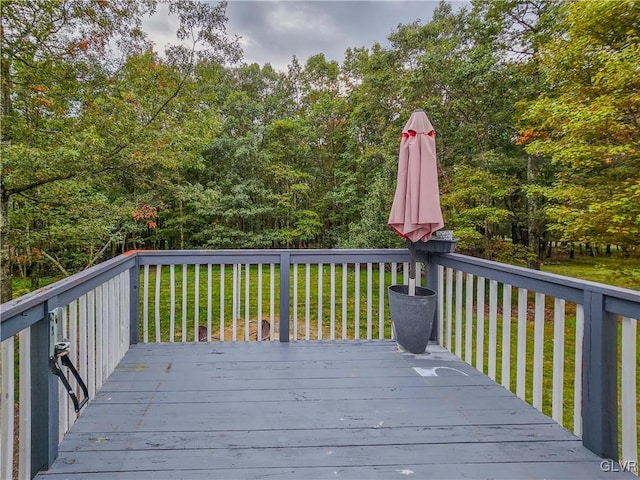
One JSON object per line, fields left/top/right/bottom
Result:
{"left": 412, "top": 238, "right": 458, "bottom": 253}
{"left": 388, "top": 285, "right": 437, "bottom": 354}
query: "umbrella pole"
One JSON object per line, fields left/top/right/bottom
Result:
{"left": 408, "top": 241, "right": 416, "bottom": 296}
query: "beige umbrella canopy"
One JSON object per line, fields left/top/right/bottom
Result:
{"left": 388, "top": 109, "right": 444, "bottom": 294}
{"left": 389, "top": 109, "right": 444, "bottom": 241}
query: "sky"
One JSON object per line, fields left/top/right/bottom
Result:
{"left": 143, "top": 1, "right": 469, "bottom": 71}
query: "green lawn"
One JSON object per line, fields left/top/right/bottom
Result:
{"left": 439, "top": 262, "right": 640, "bottom": 462}
{"left": 541, "top": 254, "right": 640, "bottom": 290}
{"left": 138, "top": 263, "right": 399, "bottom": 342}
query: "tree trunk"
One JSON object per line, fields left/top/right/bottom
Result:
{"left": 527, "top": 154, "right": 541, "bottom": 270}
{"left": 179, "top": 198, "right": 184, "bottom": 249}
{"left": 30, "top": 263, "right": 40, "bottom": 290}
{"left": 1, "top": 56, "right": 13, "bottom": 302}
{"left": 1, "top": 56, "right": 12, "bottom": 118}
{"left": 0, "top": 188, "right": 13, "bottom": 302}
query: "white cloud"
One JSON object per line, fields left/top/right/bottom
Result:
{"left": 265, "top": 3, "right": 336, "bottom": 36}
{"left": 142, "top": 1, "right": 471, "bottom": 71}
{"left": 141, "top": 2, "right": 183, "bottom": 54}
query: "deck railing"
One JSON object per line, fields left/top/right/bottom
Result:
{"left": 1, "top": 248, "right": 638, "bottom": 478}
{"left": 136, "top": 249, "right": 417, "bottom": 342}
{"left": 430, "top": 253, "right": 639, "bottom": 470}
{"left": 1, "top": 252, "right": 136, "bottom": 479}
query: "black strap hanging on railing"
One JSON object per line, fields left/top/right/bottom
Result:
{"left": 50, "top": 342, "right": 89, "bottom": 413}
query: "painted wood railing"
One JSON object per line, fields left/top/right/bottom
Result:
{"left": 0, "top": 249, "right": 414, "bottom": 479}
{"left": 429, "top": 253, "right": 639, "bottom": 470}
{"left": 136, "top": 250, "right": 416, "bottom": 343}
{"left": 0, "top": 253, "right": 137, "bottom": 479}
{"left": 1, "top": 248, "right": 638, "bottom": 478}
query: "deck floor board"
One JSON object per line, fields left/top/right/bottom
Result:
{"left": 37, "top": 341, "right": 633, "bottom": 479}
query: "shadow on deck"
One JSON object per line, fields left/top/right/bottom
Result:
{"left": 34, "top": 341, "right": 633, "bottom": 479}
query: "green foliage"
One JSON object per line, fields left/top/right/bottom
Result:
{"left": 0, "top": 0, "right": 239, "bottom": 298}
{"left": 520, "top": 0, "right": 640, "bottom": 251}
{"left": 441, "top": 163, "right": 516, "bottom": 251}
{"left": 3, "top": 0, "right": 637, "bottom": 300}
{"left": 340, "top": 173, "right": 404, "bottom": 249}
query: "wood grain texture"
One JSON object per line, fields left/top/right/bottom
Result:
{"left": 36, "top": 341, "right": 635, "bottom": 479}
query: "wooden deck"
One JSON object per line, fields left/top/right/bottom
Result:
{"left": 36, "top": 341, "right": 632, "bottom": 479}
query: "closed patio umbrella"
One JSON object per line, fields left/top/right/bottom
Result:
{"left": 388, "top": 109, "right": 444, "bottom": 294}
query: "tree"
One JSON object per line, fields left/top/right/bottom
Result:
{"left": 262, "top": 119, "right": 317, "bottom": 247}
{"left": 0, "top": 0, "right": 239, "bottom": 300}
{"left": 520, "top": 0, "right": 640, "bottom": 252}
{"left": 440, "top": 161, "right": 517, "bottom": 259}
{"left": 473, "top": 0, "right": 567, "bottom": 267}
{"left": 383, "top": 2, "right": 530, "bottom": 253}
{"left": 340, "top": 173, "right": 402, "bottom": 249}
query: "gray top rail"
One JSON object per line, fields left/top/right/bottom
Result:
{"left": 136, "top": 248, "right": 412, "bottom": 265}
{"left": 1, "top": 249, "right": 411, "bottom": 342}
{"left": 430, "top": 253, "right": 639, "bottom": 319}
{"left": 2, "top": 249, "right": 638, "bottom": 343}
{"left": 1, "top": 253, "right": 137, "bottom": 341}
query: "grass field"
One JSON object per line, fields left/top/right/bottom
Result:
{"left": 139, "top": 263, "right": 398, "bottom": 342}
{"left": 541, "top": 254, "right": 640, "bottom": 290}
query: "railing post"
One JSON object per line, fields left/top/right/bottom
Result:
{"left": 279, "top": 252, "right": 290, "bottom": 342}
{"left": 31, "top": 299, "right": 59, "bottom": 477}
{"left": 582, "top": 291, "right": 618, "bottom": 460}
{"left": 426, "top": 253, "right": 439, "bottom": 342}
{"left": 129, "top": 254, "right": 140, "bottom": 346}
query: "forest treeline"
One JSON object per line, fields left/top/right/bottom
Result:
{"left": 1, "top": 0, "right": 639, "bottom": 301}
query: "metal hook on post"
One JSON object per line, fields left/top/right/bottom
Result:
{"left": 50, "top": 342, "right": 89, "bottom": 413}
{"left": 49, "top": 310, "right": 89, "bottom": 413}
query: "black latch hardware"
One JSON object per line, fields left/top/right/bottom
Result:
{"left": 50, "top": 341, "right": 89, "bottom": 413}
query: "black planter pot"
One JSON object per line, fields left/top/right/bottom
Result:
{"left": 388, "top": 285, "right": 437, "bottom": 354}
{"left": 412, "top": 238, "right": 458, "bottom": 253}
